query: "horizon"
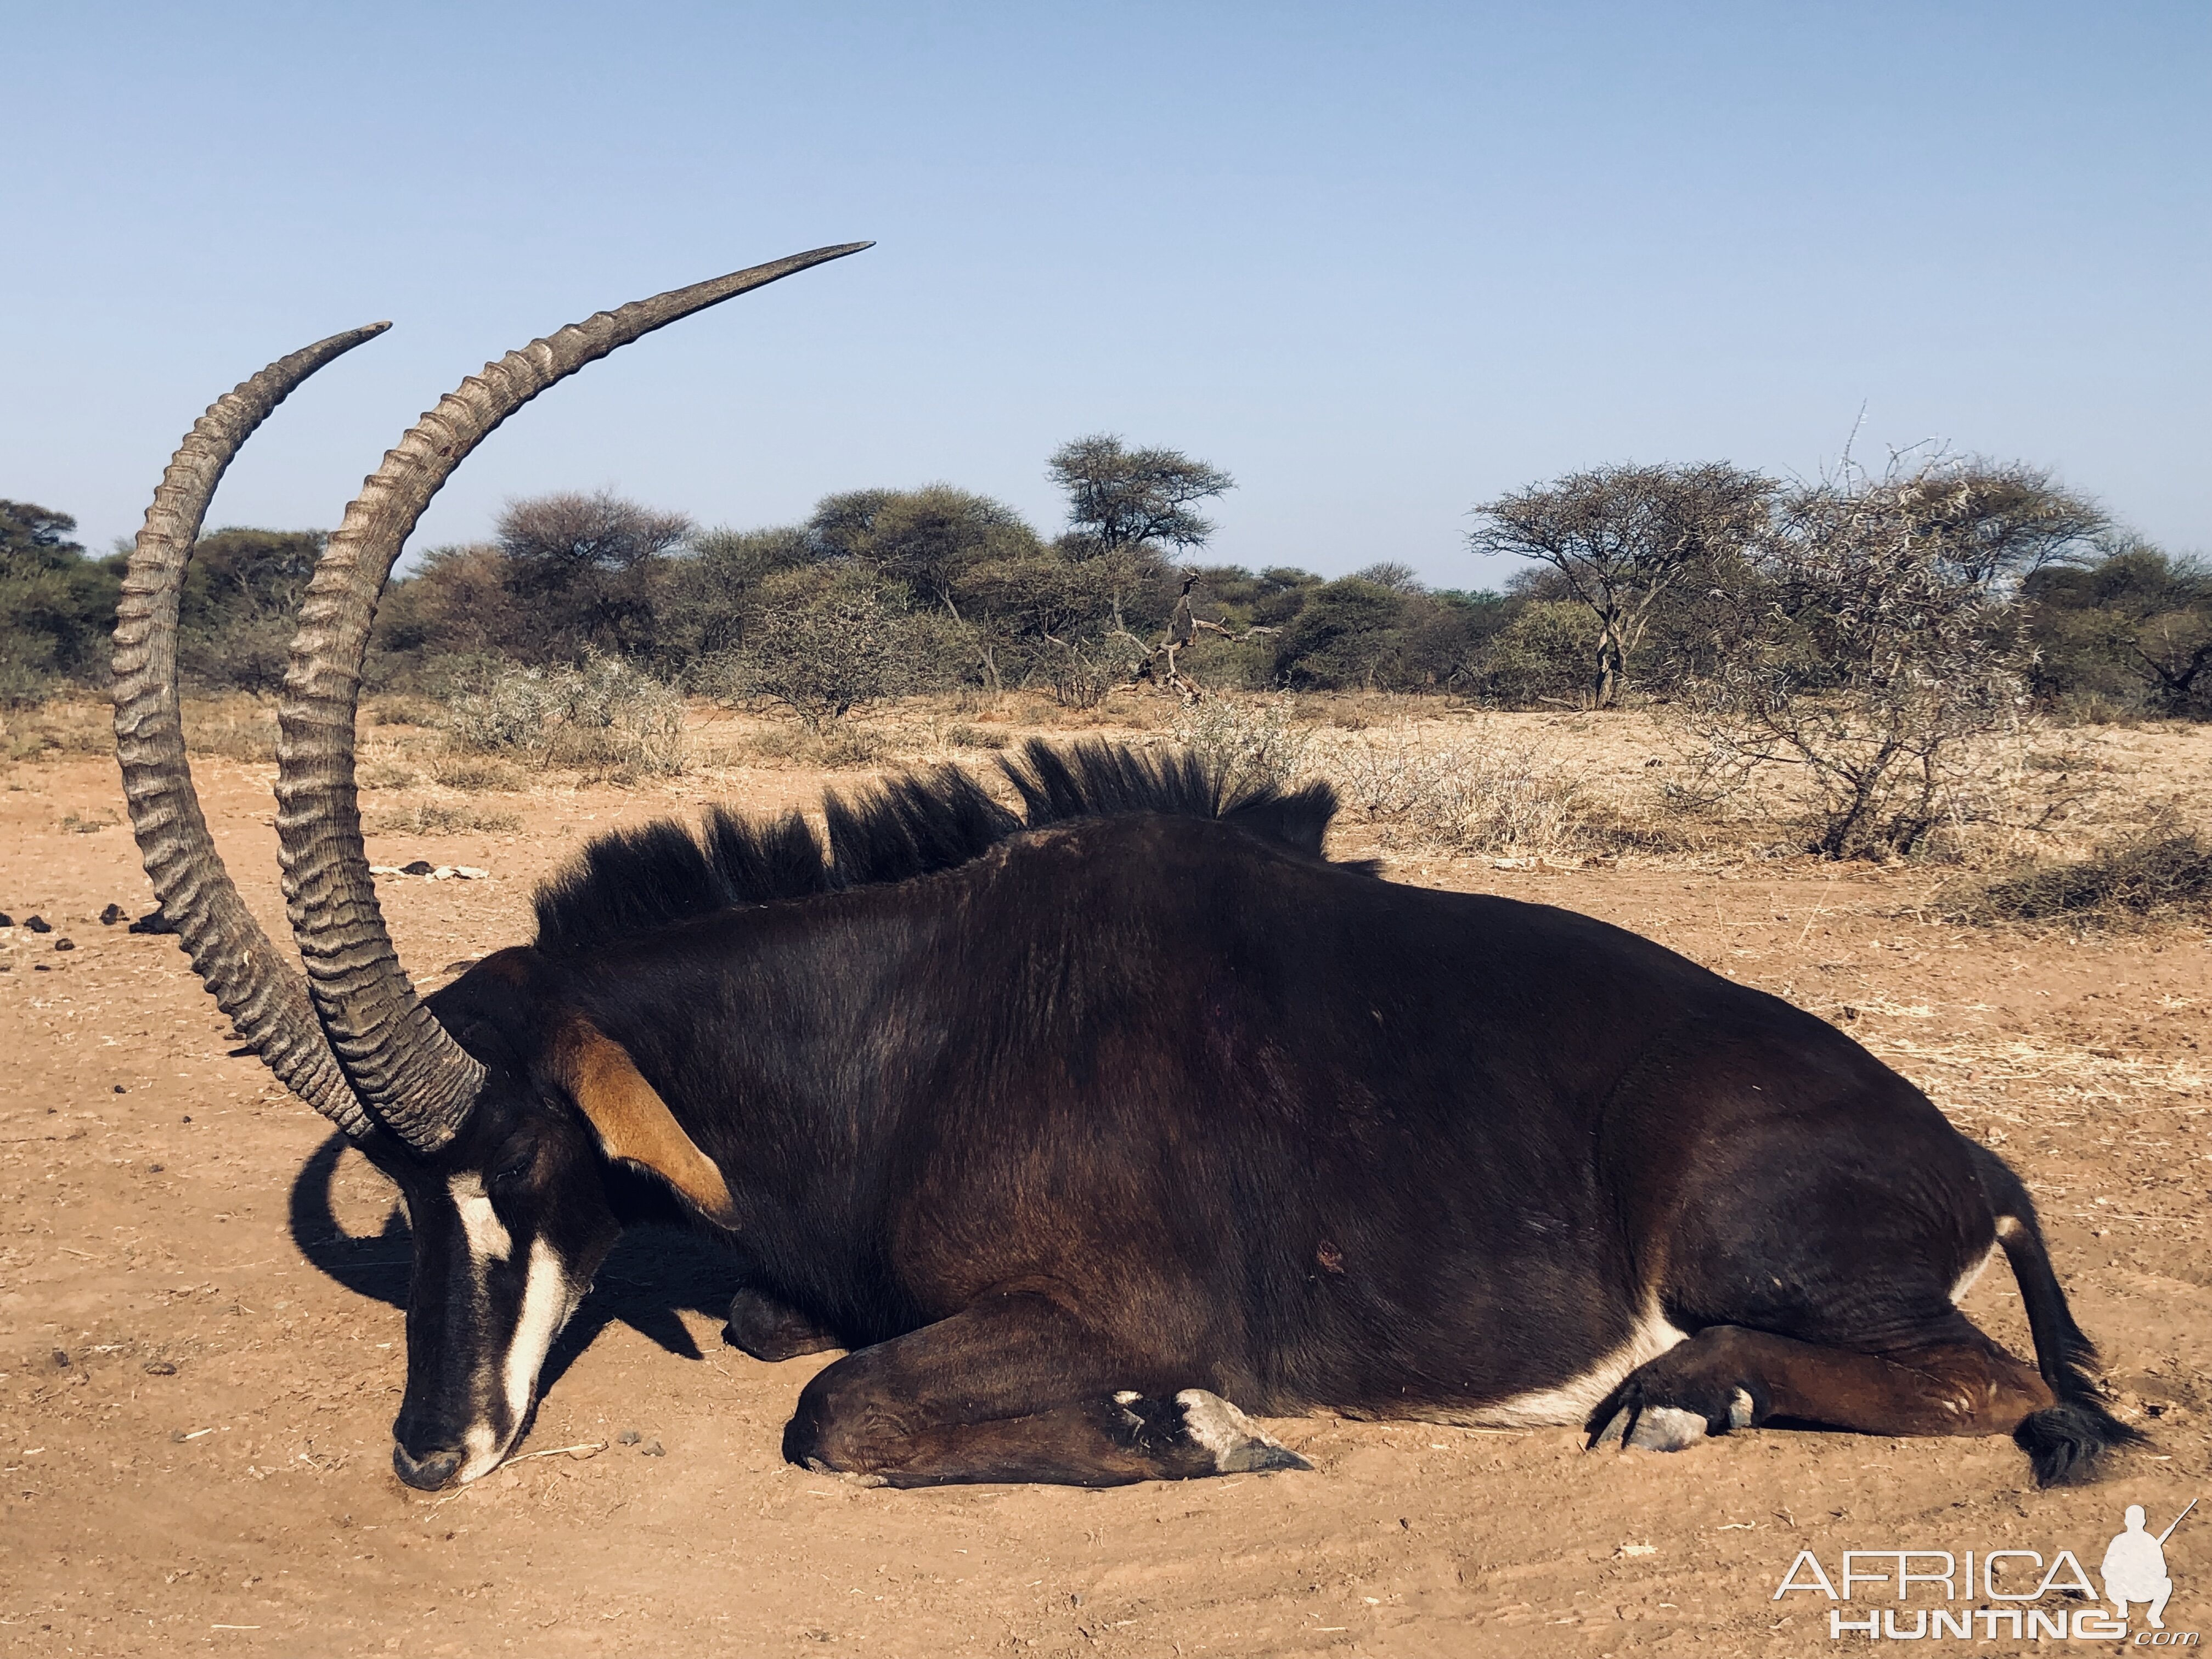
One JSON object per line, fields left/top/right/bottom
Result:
{"left": 5, "top": 2, "right": 2205, "bottom": 584}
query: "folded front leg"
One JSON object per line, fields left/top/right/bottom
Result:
{"left": 724, "top": 1286, "right": 844, "bottom": 1362}
{"left": 781, "top": 1288, "right": 1308, "bottom": 1488}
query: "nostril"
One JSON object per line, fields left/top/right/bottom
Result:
{"left": 391, "top": 1441, "right": 464, "bottom": 1491}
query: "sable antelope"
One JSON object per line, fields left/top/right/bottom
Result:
{"left": 115, "top": 246, "right": 2138, "bottom": 1493}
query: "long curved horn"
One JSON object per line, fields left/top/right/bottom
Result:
{"left": 114, "top": 325, "right": 391, "bottom": 1141}
{"left": 276, "top": 242, "right": 873, "bottom": 1150}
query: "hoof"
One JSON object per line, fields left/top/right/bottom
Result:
{"left": 1626, "top": 1405, "right": 1709, "bottom": 1451}
{"left": 1173, "top": 1390, "right": 1312, "bottom": 1474}
{"left": 1590, "top": 1385, "right": 1755, "bottom": 1452}
{"left": 1593, "top": 1404, "right": 1709, "bottom": 1452}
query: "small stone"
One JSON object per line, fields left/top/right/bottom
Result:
{"left": 99, "top": 904, "right": 125, "bottom": 925}
{"left": 642, "top": 1440, "right": 664, "bottom": 1457}
{"left": 143, "top": 1359, "right": 177, "bottom": 1375}
{"left": 170, "top": 1430, "right": 188, "bottom": 1443}
{"left": 52, "top": 1348, "right": 69, "bottom": 1367}
{"left": 400, "top": 860, "right": 436, "bottom": 877}
{"left": 0, "top": 912, "right": 13, "bottom": 927}
{"left": 26, "top": 916, "right": 52, "bottom": 934}
{"left": 53, "top": 938, "right": 74, "bottom": 952}
{"left": 148, "top": 1163, "right": 164, "bottom": 1173}
{"left": 114, "top": 1085, "right": 126, "bottom": 1094}
{"left": 616, "top": 1429, "right": 640, "bottom": 1445}
{"left": 127, "top": 910, "right": 174, "bottom": 935}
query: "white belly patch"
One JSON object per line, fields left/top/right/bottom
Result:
{"left": 1408, "top": 1305, "right": 1688, "bottom": 1429}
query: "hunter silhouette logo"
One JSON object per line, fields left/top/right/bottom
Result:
{"left": 1773, "top": 1498, "right": 2198, "bottom": 1641}
{"left": 2106, "top": 1501, "right": 2193, "bottom": 1631}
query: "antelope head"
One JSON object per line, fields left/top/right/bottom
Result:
{"left": 112, "top": 244, "right": 867, "bottom": 1488}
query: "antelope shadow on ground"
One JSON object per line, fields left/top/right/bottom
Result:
{"left": 285, "top": 1132, "right": 754, "bottom": 1388}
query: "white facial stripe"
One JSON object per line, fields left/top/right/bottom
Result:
{"left": 504, "top": 1236, "right": 573, "bottom": 1427}
{"left": 461, "top": 1418, "right": 502, "bottom": 1479}
{"left": 449, "top": 1173, "right": 512, "bottom": 1266}
{"left": 453, "top": 1237, "right": 578, "bottom": 1485}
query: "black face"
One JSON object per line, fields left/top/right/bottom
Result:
{"left": 365, "top": 1080, "right": 624, "bottom": 1490}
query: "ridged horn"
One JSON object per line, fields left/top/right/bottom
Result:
{"left": 275, "top": 242, "right": 873, "bottom": 1151}
{"left": 113, "top": 325, "right": 391, "bottom": 1141}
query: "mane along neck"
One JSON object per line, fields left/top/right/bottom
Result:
{"left": 530, "top": 739, "right": 1352, "bottom": 958}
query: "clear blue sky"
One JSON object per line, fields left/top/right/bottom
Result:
{"left": 5, "top": 2, "right": 2205, "bottom": 586}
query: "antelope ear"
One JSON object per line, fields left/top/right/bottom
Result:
{"left": 550, "top": 1015, "right": 738, "bottom": 1227}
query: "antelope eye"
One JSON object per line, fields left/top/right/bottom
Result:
{"left": 489, "top": 1141, "right": 538, "bottom": 1192}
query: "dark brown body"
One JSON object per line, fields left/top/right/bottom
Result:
{"left": 422, "top": 757, "right": 2131, "bottom": 1487}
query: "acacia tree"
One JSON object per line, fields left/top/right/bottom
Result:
{"left": 493, "top": 489, "right": 692, "bottom": 660}
{"left": 1048, "top": 435, "right": 1234, "bottom": 558}
{"left": 2025, "top": 540, "right": 2212, "bottom": 717}
{"left": 1042, "top": 436, "right": 1238, "bottom": 697}
{"left": 1468, "top": 463, "right": 1774, "bottom": 707}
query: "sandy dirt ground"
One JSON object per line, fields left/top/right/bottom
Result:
{"left": 3, "top": 711, "right": 2207, "bottom": 1657}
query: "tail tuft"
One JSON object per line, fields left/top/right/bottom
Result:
{"left": 2015, "top": 1400, "right": 2146, "bottom": 1488}
{"left": 1968, "top": 1141, "right": 2148, "bottom": 1487}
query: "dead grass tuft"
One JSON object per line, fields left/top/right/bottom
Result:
{"left": 362, "top": 692, "right": 441, "bottom": 729}
{"left": 364, "top": 801, "right": 523, "bottom": 836}
{"left": 731, "top": 720, "right": 891, "bottom": 771}
{"left": 428, "top": 752, "right": 522, "bottom": 792}
{"left": 1313, "top": 721, "right": 1596, "bottom": 859}
{"left": 2, "top": 699, "right": 112, "bottom": 762}
{"left": 1937, "top": 829, "right": 2212, "bottom": 930}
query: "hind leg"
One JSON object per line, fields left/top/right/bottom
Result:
{"left": 1589, "top": 1315, "right": 2055, "bottom": 1451}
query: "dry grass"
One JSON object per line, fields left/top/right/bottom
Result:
{"left": 1933, "top": 830, "right": 2212, "bottom": 930}
{"left": 179, "top": 695, "right": 280, "bottom": 763}
{"left": 10, "top": 689, "right": 2203, "bottom": 889}
{"left": 1317, "top": 723, "right": 1594, "bottom": 859}
{"left": 427, "top": 752, "right": 523, "bottom": 792}
{"left": 362, "top": 692, "right": 442, "bottom": 728}
{"left": 727, "top": 722, "right": 891, "bottom": 770}
{"left": 1165, "top": 698, "right": 1690, "bottom": 862}
{"left": 1, "top": 698, "right": 112, "bottom": 761}
{"left": 363, "top": 801, "right": 524, "bottom": 836}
